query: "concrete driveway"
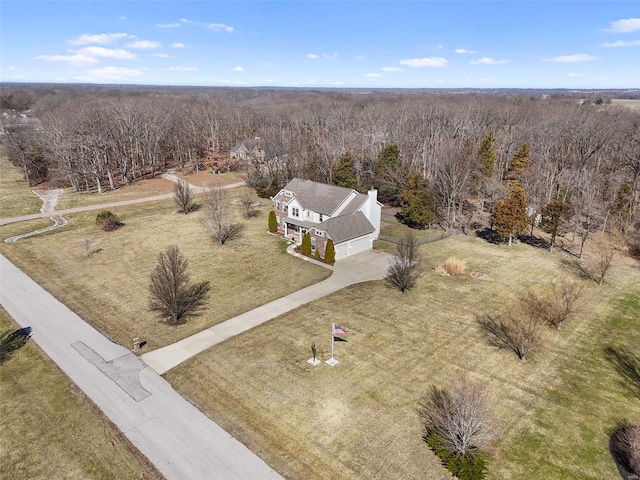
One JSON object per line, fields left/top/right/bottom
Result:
{"left": 0, "top": 254, "right": 282, "bottom": 480}
{"left": 141, "top": 249, "right": 393, "bottom": 374}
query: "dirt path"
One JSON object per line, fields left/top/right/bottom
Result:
{"left": 4, "top": 189, "right": 68, "bottom": 243}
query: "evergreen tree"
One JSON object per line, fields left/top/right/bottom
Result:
{"left": 540, "top": 200, "right": 570, "bottom": 251}
{"left": 374, "top": 143, "right": 407, "bottom": 204}
{"left": 332, "top": 152, "right": 359, "bottom": 190}
{"left": 324, "top": 238, "right": 336, "bottom": 264}
{"left": 374, "top": 144, "right": 400, "bottom": 176}
{"left": 268, "top": 210, "right": 278, "bottom": 233}
{"left": 477, "top": 133, "right": 497, "bottom": 180}
{"left": 506, "top": 144, "right": 529, "bottom": 181}
{"left": 399, "top": 174, "right": 436, "bottom": 229}
{"left": 491, "top": 183, "right": 528, "bottom": 246}
{"left": 301, "top": 232, "right": 312, "bottom": 256}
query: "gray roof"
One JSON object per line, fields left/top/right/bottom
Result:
{"left": 340, "top": 193, "right": 368, "bottom": 216}
{"left": 316, "top": 211, "right": 375, "bottom": 244}
{"left": 282, "top": 178, "right": 354, "bottom": 215}
{"left": 230, "top": 138, "right": 263, "bottom": 153}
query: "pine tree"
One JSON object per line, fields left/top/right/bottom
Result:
{"left": 268, "top": 210, "right": 278, "bottom": 233}
{"left": 374, "top": 143, "right": 400, "bottom": 176}
{"left": 506, "top": 144, "right": 530, "bottom": 180}
{"left": 332, "top": 152, "right": 359, "bottom": 190}
{"left": 477, "top": 133, "right": 497, "bottom": 180}
{"left": 301, "top": 232, "right": 312, "bottom": 256}
{"left": 324, "top": 238, "right": 336, "bottom": 264}
{"left": 491, "top": 183, "right": 528, "bottom": 246}
{"left": 540, "top": 200, "right": 570, "bottom": 251}
{"left": 399, "top": 174, "right": 436, "bottom": 229}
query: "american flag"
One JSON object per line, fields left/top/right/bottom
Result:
{"left": 333, "top": 325, "right": 348, "bottom": 335}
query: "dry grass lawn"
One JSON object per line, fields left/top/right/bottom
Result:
{"left": 0, "top": 307, "right": 162, "bottom": 480}
{"left": 0, "top": 154, "right": 42, "bottom": 218}
{"left": 0, "top": 188, "right": 330, "bottom": 350}
{"left": 166, "top": 235, "right": 640, "bottom": 480}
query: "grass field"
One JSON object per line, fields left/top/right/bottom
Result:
{"left": 611, "top": 99, "right": 640, "bottom": 110}
{"left": 0, "top": 187, "right": 330, "bottom": 350}
{"left": 0, "top": 154, "right": 42, "bottom": 218}
{"left": 166, "top": 235, "right": 640, "bottom": 480}
{"left": 0, "top": 307, "right": 162, "bottom": 480}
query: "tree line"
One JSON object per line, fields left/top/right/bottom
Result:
{"left": 2, "top": 85, "right": 639, "bottom": 241}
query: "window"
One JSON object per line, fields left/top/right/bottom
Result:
{"left": 319, "top": 213, "right": 323, "bottom": 222}
{"left": 311, "top": 238, "right": 316, "bottom": 251}
{"left": 276, "top": 201, "right": 280, "bottom": 211}
{"left": 284, "top": 205, "right": 288, "bottom": 215}
{"left": 292, "top": 207, "right": 299, "bottom": 217}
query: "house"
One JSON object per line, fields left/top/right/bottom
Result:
{"left": 229, "top": 137, "right": 266, "bottom": 163}
{"left": 272, "top": 178, "right": 382, "bottom": 260}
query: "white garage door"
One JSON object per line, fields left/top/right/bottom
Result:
{"left": 348, "top": 236, "right": 370, "bottom": 256}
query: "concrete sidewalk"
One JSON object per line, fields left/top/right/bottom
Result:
{"left": 0, "top": 254, "right": 282, "bottom": 480}
{"left": 141, "top": 249, "right": 392, "bottom": 374}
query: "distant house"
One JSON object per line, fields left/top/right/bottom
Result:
{"left": 229, "top": 138, "right": 266, "bottom": 163}
{"left": 272, "top": 178, "right": 382, "bottom": 260}
{"left": 0, "top": 111, "right": 42, "bottom": 135}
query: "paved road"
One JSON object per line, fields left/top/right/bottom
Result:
{"left": 142, "top": 248, "right": 393, "bottom": 374}
{"left": 0, "top": 181, "right": 247, "bottom": 226}
{"left": 0, "top": 254, "right": 282, "bottom": 480}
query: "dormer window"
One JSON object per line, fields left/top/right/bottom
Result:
{"left": 292, "top": 207, "right": 299, "bottom": 217}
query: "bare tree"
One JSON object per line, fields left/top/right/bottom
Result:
{"left": 519, "top": 280, "right": 584, "bottom": 330}
{"left": 201, "top": 184, "right": 243, "bottom": 244}
{"left": 477, "top": 312, "right": 543, "bottom": 361}
{"left": 386, "top": 231, "right": 421, "bottom": 294}
{"left": 418, "top": 377, "right": 495, "bottom": 457}
{"left": 239, "top": 194, "right": 258, "bottom": 219}
{"left": 610, "top": 424, "right": 640, "bottom": 477}
{"left": 590, "top": 235, "right": 623, "bottom": 286}
{"left": 174, "top": 178, "right": 195, "bottom": 214}
{"left": 148, "top": 245, "right": 211, "bottom": 325}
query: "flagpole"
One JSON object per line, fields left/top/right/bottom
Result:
{"left": 331, "top": 323, "right": 335, "bottom": 360}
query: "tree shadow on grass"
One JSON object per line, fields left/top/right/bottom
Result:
{"left": 604, "top": 345, "right": 640, "bottom": 399}
{"left": 475, "top": 228, "right": 500, "bottom": 245}
{"left": 517, "top": 234, "right": 551, "bottom": 250}
{"left": 0, "top": 327, "right": 32, "bottom": 364}
{"left": 609, "top": 424, "right": 640, "bottom": 480}
{"left": 560, "top": 258, "right": 594, "bottom": 281}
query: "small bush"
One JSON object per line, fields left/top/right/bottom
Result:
{"left": 301, "top": 233, "right": 312, "bottom": 256}
{"left": 444, "top": 257, "right": 466, "bottom": 276}
{"left": 314, "top": 249, "right": 321, "bottom": 260}
{"left": 95, "top": 210, "right": 122, "bottom": 231}
{"left": 324, "top": 239, "right": 336, "bottom": 264}
{"left": 268, "top": 211, "right": 278, "bottom": 233}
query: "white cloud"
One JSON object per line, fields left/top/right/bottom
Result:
{"left": 356, "top": 55, "right": 365, "bottom": 60}
{"left": 172, "top": 43, "right": 186, "bottom": 49}
{"left": 74, "top": 47, "right": 137, "bottom": 59}
{"left": 568, "top": 73, "right": 582, "bottom": 77}
{"left": 126, "top": 40, "right": 161, "bottom": 49}
{"left": 381, "top": 66, "right": 403, "bottom": 72}
{"left": 208, "top": 23, "right": 234, "bottom": 32}
{"left": 455, "top": 48, "right": 476, "bottom": 54}
{"left": 68, "top": 33, "right": 129, "bottom": 46}
{"left": 120, "top": 16, "right": 126, "bottom": 21}
{"left": 306, "top": 53, "right": 319, "bottom": 59}
{"left": 233, "top": 66, "right": 245, "bottom": 72}
{"left": 606, "top": 18, "right": 640, "bottom": 33}
{"left": 180, "top": 18, "right": 194, "bottom": 24}
{"left": 400, "top": 57, "right": 447, "bottom": 67}
{"left": 366, "top": 73, "right": 381, "bottom": 78}
{"left": 548, "top": 54, "right": 598, "bottom": 63}
{"left": 34, "top": 54, "right": 98, "bottom": 66}
{"left": 157, "top": 23, "right": 181, "bottom": 28}
{"left": 323, "top": 53, "right": 337, "bottom": 59}
{"left": 77, "top": 66, "right": 143, "bottom": 81}
{"left": 153, "top": 53, "right": 174, "bottom": 58}
{"left": 602, "top": 40, "right": 640, "bottom": 47}
{"left": 470, "top": 57, "right": 509, "bottom": 65}
{"left": 168, "top": 66, "right": 198, "bottom": 71}
{"left": 334, "top": 81, "right": 345, "bottom": 85}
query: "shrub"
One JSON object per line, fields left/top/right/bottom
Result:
{"left": 444, "top": 257, "right": 466, "bottom": 276}
{"left": 95, "top": 210, "right": 122, "bottom": 231}
{"left": 268, "top": 210, "right": 278, "bottom": 233}
{"left": 325, "top": 239, "right": 336, "bottom": 264}
{"left": 301, "top": 233, "right": 312, "bottom": 256}
{"left": 314, "top": 249, "right": 321, "bottom": 260}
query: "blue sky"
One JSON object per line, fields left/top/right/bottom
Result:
{"left": 1, "top": 1, "right": 639, "bottom": 88}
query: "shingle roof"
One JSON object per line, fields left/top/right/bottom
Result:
{"left": 316, "top": 211, "right": 375, "bottom": 244}
{"left": 283, "top": 178, "right": 354, "bottom": 215}
{"left": 340, "top": 193, "right": 368, "bottom": 216}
